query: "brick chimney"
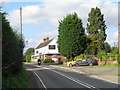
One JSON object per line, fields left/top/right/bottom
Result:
{"left": 46, "top": 37, "right": 49, "bottom": 42}
{"left": 43, "top": 38, "right": 46, "bottom": 43}
{"left": 43, "top": 37, "right": 49, "bottom": 43}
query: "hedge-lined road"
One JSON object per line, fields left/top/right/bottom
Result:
{"left": 23, "top": 63, "right": 119, "bottom": 89}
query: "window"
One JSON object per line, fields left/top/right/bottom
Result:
{"left": 49, "top": 45, "right": 56, "bottom": 49}
{"left": 36, "top": 51, "right": 38, "bottom": 54}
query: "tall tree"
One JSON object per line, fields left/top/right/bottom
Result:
{"left": 86, "top": 7, "right": 107, "bottom": 55}
{"left": 57, "top": 12, "right": 87, "bottom": 59}
{"left": 24, "top": 48, "right": 34, "bottom": 56}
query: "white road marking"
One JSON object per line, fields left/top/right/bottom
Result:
{"left": 50, "top": 65, "right": 119, "bottom": 84}
{"left": 50, "top": 65, "right": 85, "bottom": 74}
{"left": 43, "top": 67, "right": 100, "bottom": 90}
{"left": 33, "top": 71, "right": 47, "bottom": 90}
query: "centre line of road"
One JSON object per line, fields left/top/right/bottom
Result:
{"left": 43, "top": 67, "right": 100, "bottom": 90}
{"left": 33, "top": 71, "right": 47, "bottom": 90}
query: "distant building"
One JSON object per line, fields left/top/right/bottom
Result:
{"left": 33, "top": 37, "right": 66, "bottom": 62}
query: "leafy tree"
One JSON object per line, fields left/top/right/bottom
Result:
{"left": 86, "top": 7, "right": 107, "bottom": 55}
{"left": 24, "top": 48, "right": 34, "bottom": 56}
{"left": 104, "top": 42, "right": 111, "bottom": 53}
{"left": 57, "top": 12, "right": 87, "bottom": 59}
{"left": 111, "top": 47, "right": 119, "bottom": 55}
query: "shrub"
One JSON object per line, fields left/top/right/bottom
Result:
{"left": 40, "top": 58, "right": 44, "bottom": 61}
{"left": 115, "top": 54, "right": 120, "bottom": 64}
{"left": 102, "top": 55, "right": 108, "bottom": 61}
{"left": 2, "top": 68, "right": 29, "bottom": 88}
{"left": 97, "top": 50, "right": 106, "bottom": 60}
{"left": 25, "top": 55, "right": 31, "bottom": 62}
{"left": 108, "top": 55, "right": 115, "bottom": 61}
{"left": 43, "top": 59, "right": 54, "bottom": 63}
{"left": 74, "top": 54, "right": 84, "bottom": 60}
{"left": 111, "top": 47, "right": 119, "bottom": 55}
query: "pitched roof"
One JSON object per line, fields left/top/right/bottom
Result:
{"left": 36, "top": 39, "right": 53, "bottom": 49}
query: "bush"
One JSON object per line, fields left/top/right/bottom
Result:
{"left": 115, "top": 54, "right": 120, "bottom": 64}
{"left": 74, "top": 54, "right": 84, "bottom": 60}
{"left": 97, "top": 50, "right": 106, "bottom": 60}
{"left": 111, "top": 47, "right": 119, "bottom": 55}
{"left": 40, "top": 58, "right": 44, "bottom": 61}
{"left": 102, "top": 55, "right": 108, "bottom": 61}
{"left": 43, "top": 59, "right": 54, "bottom": 63}
{"left": 25, "top": 55, "right": 31, "bottom": 62}
{"left": 2, "top": 68, "right": 29, "bottom": 88}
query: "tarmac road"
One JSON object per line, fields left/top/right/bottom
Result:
{"left": 24, "top": 63, "right": 119, "bottom": 89}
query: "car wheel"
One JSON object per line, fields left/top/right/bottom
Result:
{"left": 69, "top": 63, "right": 73, "bottom": 67}
{"left": 75, "top": 64, "right": 79, "bottom": 67}
{"left": 89, "top": 63, "right": 93, "bottom": 66}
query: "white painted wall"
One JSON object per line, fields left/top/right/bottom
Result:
{"left": 34, "top": 39, "right": 59, "bottom": 59}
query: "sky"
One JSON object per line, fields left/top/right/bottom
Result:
{"left": 1, "top": 0, "right": 119, "bottom": 52}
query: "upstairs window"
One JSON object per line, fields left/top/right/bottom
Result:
{"left": 49, "top": 45, "right": 56, "bottom": 49}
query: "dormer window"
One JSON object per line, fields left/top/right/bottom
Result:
{"left": 49, "top": 45, "right": 56, "bottom": 49}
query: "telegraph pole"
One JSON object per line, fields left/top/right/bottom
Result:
{"left": 20, "top": 7, "right": 22, "bottom": 40}
{"left": 118, "top": 24, "right": 120, "bottom": 54}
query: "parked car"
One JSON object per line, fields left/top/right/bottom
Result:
{"left": 74, "top": 58, "right": 98, "bottom": 66}
{"left": 67, "top": 60, "right": 82, "bottom": 67}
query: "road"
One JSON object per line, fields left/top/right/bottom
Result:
{"left": 24, "top": 63, "right": 119, "bottom": 89}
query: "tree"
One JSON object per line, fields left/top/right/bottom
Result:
{"left": 24, "top": 48, "right": 34, "bottom": 62}
{"left": 111, "top": 47, "right": 119, "bottom": 55}
{"left": 104, "top": 42, "right": 111, "bottom": 53}
{"left": 24, "top": 48, "right": 34, "bottom": 56}
{"left": 86, "top": 7, "right": 107, "bottom": 55}
{"left": 57, "top": 12, "right": 87, "bottom": 59}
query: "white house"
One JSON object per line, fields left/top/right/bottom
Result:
{"left": 33, "top": 37, "right": 65, "bottom": 62}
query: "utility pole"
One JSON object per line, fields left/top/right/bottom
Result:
{"left": 20, "top": 7, "right": 22, "bottom": 40}
{"left": 118, "top": 24, "right": 120, "bottom": 54}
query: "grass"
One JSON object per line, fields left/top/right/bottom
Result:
{"left": 117, "top": 74, "right": 120, "bottom": 76}
{"left": 85, "top": 64, "right": 120, "bottom": 68}
{"left": 2, "top": 68, "right": 29, "bottom": 88}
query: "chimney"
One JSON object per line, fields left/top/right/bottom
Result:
{"left": 46, "top": 37, "right": 49, "bottom": 42}
{"left": 43, "top": 38, "right": 46, "bottom": 43}
{"left": 43, "top": 37, "right": 49, "bottom": 43}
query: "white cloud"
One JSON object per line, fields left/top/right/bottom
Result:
{"left": 6, "top": 0, "right": 118, "bottom": 47}
{"left": 106, "top": 31, "right": 118, "bottom": 46}
{"left": 36, "top": 30, "right": 58, "bottom": 39}
{"left": 7, "top": 0, "right": 118, "bottom": 28}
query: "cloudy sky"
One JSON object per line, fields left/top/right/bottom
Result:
{"left": 1, "top": 0, "right": 119, "bottom": 52}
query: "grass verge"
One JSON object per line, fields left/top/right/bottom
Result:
{"left": 2, "top": 68, "right": 29, "bottom": 88}
{"left": 85, "top": 64, "right": 120, "bottom": 68}
{"left": 117, "top": 74, "right": 120, "bottom": 76}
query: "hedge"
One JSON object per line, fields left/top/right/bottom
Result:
{"left": 2, "top": 13, "right": 24, "bottom": 77}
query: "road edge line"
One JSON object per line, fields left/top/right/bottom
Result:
{"left": 50, "top": 65, "right": 119, "bottom": 84}
{"left": 43, "top": 67, "right": 99, "bottom": 90}
{"left": 32, "top": 71, "right": 47, "bottom": 90}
